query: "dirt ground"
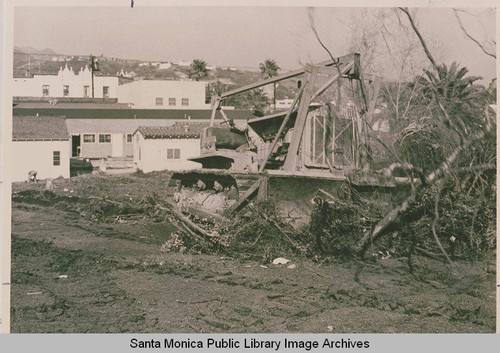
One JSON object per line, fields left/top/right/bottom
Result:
{"left": 10, "top": 172, "right": 496, "bottom": 333}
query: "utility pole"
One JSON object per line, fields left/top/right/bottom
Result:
{"left": 90, "top": 55, "right": 99, "bottom": 98}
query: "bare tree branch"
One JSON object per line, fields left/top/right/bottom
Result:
{"left": 453, "top": 9, "right": 496, "bottom": 59}
{"left": 308, "top": 8, "right": 343, "bottom": 106}
{"left": 454, "top": 9, "right": 479, "bottom": 17}
{"left": 402, "top": 77, "right": 423, "bottom": 118}
{"left": 431, "top": 180, "right": 454, "bottom": 265}
{"left": 398, "top": 7, "right": 466, "bottom": 143}
{"left": 308, "top": 8, "right": 338, "bottom": 66}
{"left": 308, "top": 8, "right": 344, "bottom": 171}
{"left": 398, "top": 7, "right": 438, "bottom": 71}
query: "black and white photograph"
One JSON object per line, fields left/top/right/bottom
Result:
{"left": 1, "top": 1, "right": 497, "bottom": 335}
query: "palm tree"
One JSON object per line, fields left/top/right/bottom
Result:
{"left": 188, "top": 59, "right": 209, "bottom": 81}
{"left": 259, "top": 59, "right": 280, "bottom": 109}
{"left": 416, "top": 62, "right": 485, "bottom": 134}
{"left": 399, "top": 62, "right": 488, "bottom": 173}
{"left": 205, "top": 80, "right": 229, "bottom": 103}
{"left": 228, "top": 89, "right": 270, "bottom": 116}
{"left": 245, "top": 89, "right": 270, "bottom": 116}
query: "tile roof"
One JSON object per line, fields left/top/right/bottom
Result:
{"left": 13, "top": 107, "right": 256, "bottom": 120}
{"left": 13, "top": 115, "right": 69, "bottom": 140}
{"left": 65, "top": 118, "right": 247, "bottom": 134}
{"left": 136, "top": 122, "right": 210, "bottom": 139}
{"left": 65, "top": 119, "right": 176, "bottom": 134}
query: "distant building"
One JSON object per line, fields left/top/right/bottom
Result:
{"left": 13, "top": 64, "right": 119, "bottom": 99}
{"left": 176, "top": 60, "right": 192, "bottom": 67}
{"left": 67, "top": 117, "right": 176, "bottom": 159}
{"left": 158, "top": 62, "right": 172, "bottom": 70}
{"left": 12, "top": 115, "right": 70, "bottom": 182}
{"left": 275, "top": 98, "right": 294, "bottom": 109}
{"left": 117, "top": 69, "right": 137, "bottom": 78}
{"left": 133, "top": 122, "right": 207, "bottom": 172}
{"left": 371, "top": 118, "right": 390, "bottom": 133}
{"left": 116, "top": 80, "right": 210, "bottom": 109}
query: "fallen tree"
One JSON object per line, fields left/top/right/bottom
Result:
{"left": 355, "top": 122, "right": 495, "bottom": 257}
{"left": 351, "top": 8, "right": 497, "bottom": 261}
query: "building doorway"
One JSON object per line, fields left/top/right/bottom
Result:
{"left": 71, "top": 135, "right": 81, "bottom": 157}
{"left": 111, "top": 133, "right": 123, "bottom": 157}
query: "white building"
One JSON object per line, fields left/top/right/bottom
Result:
{"left": 13, "top": 101, "right": 256, "bottom": 160}
{"left": 275, "top": 98, "right": 294, "bottom": 109}
{"left": 176, "top": 60, "right": 192, "bottom": 67}
{"left": 13, "top": 64, "right": 119, "bottom": 99}
{"left": 117, "top": 80, "right": 210, "bottom": 109}
{"left": 117, "top": 69, "right": 137, "bottom": 78}
{"left": 158, "top": 63, "right": 172, "bottom": 70}
{"left": 12, "top": 115, "right": 70, "bottom": 182}
{"left": 133, "top": 122, "right": 207, "bottom": 172}
{"left": 371, "top": 119, "right": 390, "bottom": 132}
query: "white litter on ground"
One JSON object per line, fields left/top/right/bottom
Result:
{"left": 272, "top": 257, "right": 290, "bottom": 265}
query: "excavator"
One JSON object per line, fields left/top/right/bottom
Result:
{"left": 167, "top": 53, "right": 409, "bottom": 226}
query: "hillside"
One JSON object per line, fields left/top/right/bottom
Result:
{"left": 13, "top": 48, "right": 299, "bottom": 104}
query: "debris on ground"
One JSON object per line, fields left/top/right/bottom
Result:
{"left": 10, "top": 172, "right": 496, "bottom": 333}
{"left": 272, "top": 257, "right": 291, "bottom": 265}
{"left": 11, "top": 172, "right": 495, "bottom": 267}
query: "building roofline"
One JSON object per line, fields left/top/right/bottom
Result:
{"left": 13, "top": 107, "right": 256, "bottom": 120}
{"left": 13, "top": 138, "right": 70, "bottom": 141}
{"left": 135, "top": 122, "right": 209, "bottom": 139}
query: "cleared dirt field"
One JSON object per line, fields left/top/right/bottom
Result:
{"left": 10, "top": 172, "right": 496, "bottom": 333}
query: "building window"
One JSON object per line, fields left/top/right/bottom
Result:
{"left": 83, "top": 134, "right": 96, "bottom": 143}
{"left": 63, "top": 85, "right": 69, "bottom": 97}
{"left": 169, "top": 98, "right": 176, "bottom": 106}
{"left": 181, "top": 98, "right": 189, "bottom": 106}
{"left": 103, "top": 86, "right": 109, "bottom": 98}
{"left": 156, "top": 97, "right": 163, "bottom": 106}
{"left": 126, "top": 134, "right": 133, "bottom": 143}
{"left": 53, "top": 151, "right": 60, "bottom": 166}
{"left": 99, "top": 134, "right": 111, "bottom": 143}
{"left": 167, "top": 148, "right": 181, "bottom": 160}
{"left": 42, "top": 85, "right": 50, "bottom": 97}
{"left": 84, "top": 86, "right": 89, "bottom": 98}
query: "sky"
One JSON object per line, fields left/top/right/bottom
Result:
{"left": 13, "top": 6, "right": 496, "bottom": 84}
